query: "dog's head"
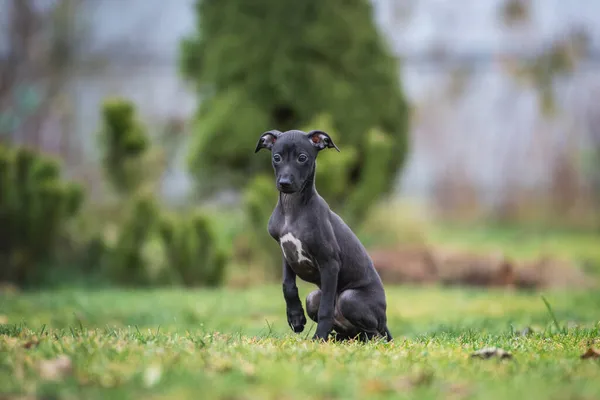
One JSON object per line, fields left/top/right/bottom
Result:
{"left": 255, "top": 129, "right": 339, "bottom": 194}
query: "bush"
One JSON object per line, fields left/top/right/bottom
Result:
{"left": 99, "top": 98, "right": 150, "bottom": 197}
{"left": 181, "top": 0, "right": 410, "bottom": 275}
{"left": 107, "top": 193, "right": 159, "bottom": 286}
{"left": 106, "top": 203, "right": 229, "bottom": 288}
{"left": 241, "top": 175, "right": 280, "bottom": 276}
{"left": 303, "top": 114, "right": 358, "bottom": 210}
{"left": 95, "top": 97, "right": 231, "bottom": 287}
{"left": 344, "top": 127, "right": 397, "bottom": 226}
{"left": 0, "top": 144, "right": 84, "bottom": 286}
{"left": 158, "top": 211, "right": 228, "bottom": 287}
{"left": 180, "top": 0, "right": 410, "bottom": 215}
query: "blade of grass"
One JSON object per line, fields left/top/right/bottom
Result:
{"left": 541, "top": 295, "right": 562, "bottom": 333}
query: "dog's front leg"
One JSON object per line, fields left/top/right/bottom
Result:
{"left": 282, "top": 259, "right": 307, "bottom": 333}
{"left": 313, "top": 260, "right": 340, "bottom": 341}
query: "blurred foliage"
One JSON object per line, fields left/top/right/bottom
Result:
{"left": 344, "top": 127, "right": 397, "bottom": 225}
{"left": 180, "top": 0, "right": 410, "bottom": 276}
{"left": 499, "top": 0, "right": 530, "bottom": 26}
{"left": 508, "top": 29, "right": 590, "bottom": 115}
{"left": 106, "top": 193, "right": 159, "bottom": 286}
{"left": 158, "top": 211, "right": 229, "bottom": 287}
{"left": 241, "top": 175, "right": 280, "bottom": 276}
{"left": 0, "top": 144, "right": 84, "bottom": 286}
{"left": 358, "top": 201, "right": 431, "bottom": 249}
{"left": 97, "top": 199, "right": 230, "bottom": 288}
{"left": 303, "top": 115, "right": 357, "bottom": 210}
{"left": 180, "top": 0, "right": 409, "bottom": 199}
{"left": 99, "top": 98, "right": 150, "bottom": 196}
{"left": 105, "top": 199, "right": 229, "bottom": 287}
{"left": 95, "top": 98, "right": 230, "bottom": 287}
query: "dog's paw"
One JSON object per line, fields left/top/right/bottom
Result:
{"left": 311, "top": 333, "right": 329, "bottom": 342}
{"left": 286, "top": 310, "right": 307, "bottom": 333}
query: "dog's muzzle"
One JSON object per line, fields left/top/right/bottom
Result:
{"left": 277, "top": 177, "right": 296, "bottom": 193}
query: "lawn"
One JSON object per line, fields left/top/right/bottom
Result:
{"left": 428, "top": 224, "right": 600, "bottom": 270}
{"left": 1, "top": 284, "right": 599, "bottom": 399}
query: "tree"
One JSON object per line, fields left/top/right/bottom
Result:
{"left": 0, "top": 0, "right": 85, "bottom": 154}
{"left": 180, "top": 0, "right": 410, "bottom": 225}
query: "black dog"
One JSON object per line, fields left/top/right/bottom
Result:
{"left": 255, "top": 129, "right": 392, "bottom": 342}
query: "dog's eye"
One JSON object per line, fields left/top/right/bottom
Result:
{"left": 273, "top": 154, "right": 282, "bottom": 163}
{"left": 297, "top": 154, "right": 308, "bottom": 163}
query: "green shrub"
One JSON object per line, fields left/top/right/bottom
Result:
{"left": 99, "top": 98, "right": 150, "bottom": 196}
{"left": 107, "top": 193, "right": 159, "bottom": 286}
{"left": 95, "top": 97, "right": 230, "bottom": 287}
{"left": 304, "top": 114, "right": 358, "bottom": 208}
{"left": 0, "top": 144, "right": 84, "bottom": 286}
{"left": 344, "top": 127, "right": 397, "bottom": 226}
{"left": 240, "top": 175, "right": 280, "bottom": 277}
{"left": 106, "top": 200, "right": 230, "bottom": 288}
{"left": 180, "top": 0, "right": 410, "bottom": 214}
{"left": 158, "top": 211, "right": 228, "bottom": 287}
{"left": 180, "top": 0, "right": 410, "bottom": 277}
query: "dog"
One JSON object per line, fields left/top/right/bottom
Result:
{"left": 255, "top": 129, "right": 393, "bottom": 342}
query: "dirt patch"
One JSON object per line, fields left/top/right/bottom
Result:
{"left": 369, "top": 245, "right": 438, "bottom": 284}
{"left": 513, "top": 256, "right": 592, "bottom": 289}
{"left": 369, "top": 245, "right": 594, "bottom": 290}
{"left": 431, "top": 248, "right": 515, "bottom": 287}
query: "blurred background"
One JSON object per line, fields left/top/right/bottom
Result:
{"left": 1, "top": 0, "right": 599, "bottom": 292}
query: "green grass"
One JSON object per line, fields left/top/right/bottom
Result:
{"left": 1, "top": 285, "right": 600, "bottom": 399}
{"left": 428, "top": 224, "right": 600, "bottom": 267}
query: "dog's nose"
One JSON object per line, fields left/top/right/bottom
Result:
{"left": 278, "top": 177, "right": 293, "bottom": 190}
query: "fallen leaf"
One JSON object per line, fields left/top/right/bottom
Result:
{"left": 391, "top": 376, "right": 413, "bottom": 391}
{"left": 471, "top": 347, "right": 513, "bottom": 360}
{"left": 580, "top": 347, "right": 600, "bottom": 359}
{"left": 23, "top": 339, "right": 39, "bottom": 349}
{"left": 37, "top": 355, "right": 73, "bottom": 381}
{"left": 362, "top": 378, "right": 391, "bottom": 395}
{"left": 444, "top": 382, "right": 473, "bottom": 400}
{"left": 388, "top": 369, "right": 435, "bottom": 392}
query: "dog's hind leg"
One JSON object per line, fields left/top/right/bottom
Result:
{"left": 305, "top": 290, "right": 321, "bottom": 323}
{"left": 306, "top": 290, "right": 350, "bottom": 340}
{"left": 306, "top": 288, "right": 389, "bottom": 342}
{"left": 336, "top": 289, "right": 388, "bottom": 342}
{"left": 381, "top": 325, "right": 393, "bottom": 342}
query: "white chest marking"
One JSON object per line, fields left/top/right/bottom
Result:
{"left": 280, "top": 233, "right": 312, "bottom": 265}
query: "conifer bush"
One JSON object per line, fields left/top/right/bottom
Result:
{"left": 0, "top": 144, "right": 84, "bottom": 286}
{"left": 181, "top": 1, "right": 410, "bottom": 274}
{"left": 158, "top": 211, "right": 228, "bottom": 287}
{"left": 180, "top": 0, "right": 410, "bottom": 220}
{"left": 97, "top": 97, "right": 230, "bottom": 286}
{"left": 99, "top": 98, "right": 150, "bottom": 197}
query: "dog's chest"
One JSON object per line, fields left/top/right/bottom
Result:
{"left": 279, "top": 232, "right": 319, "bottom": 283}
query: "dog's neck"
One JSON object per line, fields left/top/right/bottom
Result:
{"left": 279, "top": 171, "right": 316, "bottom": 216}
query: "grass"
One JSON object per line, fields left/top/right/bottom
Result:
{"left": 354, "top": 200, "right": 600, "bottom": 274}
{"left": 1, "top": 284, "right": 600, "bottom": 399}
{"left": 428, "top": 224, "right": 600, "bottom": 268}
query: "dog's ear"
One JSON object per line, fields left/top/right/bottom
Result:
{"left": 255, "top": 130, "right": 282, "bottom": 153}
{"left": 306, "top": 130, "right": 340, "bottom": 152}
